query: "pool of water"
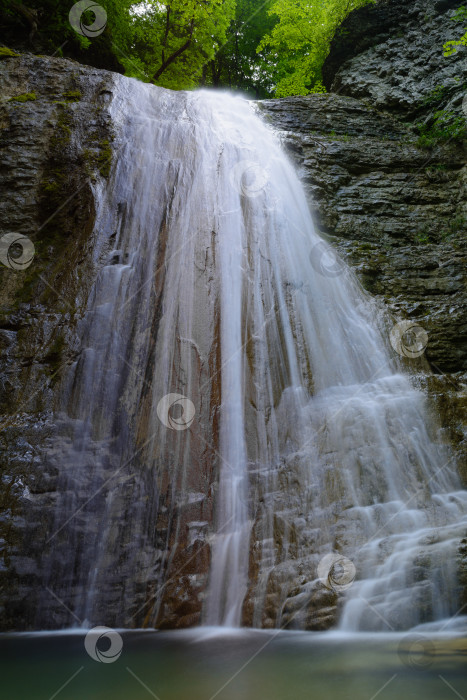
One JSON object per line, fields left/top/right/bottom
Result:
{"left": 1, "top": 628, "right": 466, "bottom": 700}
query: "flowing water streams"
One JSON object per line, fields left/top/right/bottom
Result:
{"left": 40, "top": 77, "right": 467, "bottom": 633}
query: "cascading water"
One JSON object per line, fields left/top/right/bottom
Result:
{"left": 41, "top": 76, "right": 467, "bottom": 632}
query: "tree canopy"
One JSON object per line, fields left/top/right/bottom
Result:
{"left": 117, "top": 0, "right": 236, "bottom": 89}
{"left": 1, "top": 0, "right": 381, "bottom": 97}
{"left": 201, "top": 0, "right": 278, "bottom": 98}
{"left": 0, "top": 0, "right": 134, "bottom": 72}
{"left": 259, "top": 0, "right": 374, "bottom": 97}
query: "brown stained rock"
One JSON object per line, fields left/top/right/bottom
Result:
{"left": 157, "top": 574, "right": 205, "bottom": 629}
{"left": 281, "top": 583, "right": 338, "bottom": 630}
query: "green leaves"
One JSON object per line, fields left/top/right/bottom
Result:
{"left": 417, "top": 110, "right": 467, "bottom": 149}
{"left": 2, "top": 0, "right": 235, "bottom": 89}
{"left": 2, "top": 0, "right": 387, "bottom": 95}
{"left": 451, "top": 6, "right": 467, "bottom": 22}
{"left": 443, "top": 5, "right": 467, "bottom": 56}
{"left": 203, "top": 0, "right": 278, "bottom": 98}
{"left": 259, "top": 0, "right": 375, "bottom": 97}
{"left": 121, "top": 0, "right": 236, "bottom": 89}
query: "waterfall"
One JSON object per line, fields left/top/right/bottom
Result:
{"left": 41, "top": 77, "right": 467, "bottom": 632}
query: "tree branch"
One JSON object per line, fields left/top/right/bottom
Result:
{"left": 161, "top": 5, "right": 171, "bottom": 65}
{"left": 152, "top": 18, "right": 195, "bottom": 82}
{"left": 11, "top": 2, "right": 40, "bottom": 42}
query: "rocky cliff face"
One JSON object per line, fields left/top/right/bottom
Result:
{"left": 0, "top": 55, "right": 218, "bottom": 631}
{"left": 322, "top": 0, "right": 466, "bottom": 119}
{"left": 0, "top": 0, "right": 466, "bottom": 632}
{"left": 261, "top": 0, "right": 467, "bottom": 480}
{"left": 0, "top": 54, "right": 118, "bottom": 629}
{"left": 254, "top": 0, "right": 466, "bottom": 629}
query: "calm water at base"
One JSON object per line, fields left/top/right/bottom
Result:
{"left": 1, "top": 628, "right": 466, "bottom": 700}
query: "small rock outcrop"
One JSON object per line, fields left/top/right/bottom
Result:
{"left": 323, "top": 0, "right": 466, "bottom": 118}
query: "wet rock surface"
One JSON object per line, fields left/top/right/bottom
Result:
{"left": 258, "top": 0, "right": 467, "bottom": 630}
{"left": 0, "top": 0, "right": 466, "bottom": 633}
{"left": 0, "top": 54, "right": 115, "bottom": 629}
{"left": 260, "top": 0, "right": 466, "bottom": 468}
{"left": 0, "top": 56, "right": 220, "bottom": 631}
{"left": 260, "top": 94, "right": 466, "bottom": 375}
{"left": 323, "top": 0, "right": 466, "bottom": 118}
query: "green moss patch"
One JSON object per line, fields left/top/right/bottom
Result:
{"left": 49, "top": 107, "right": 72, "bottom": 150}
{"left": 9, "top": 92, "right": 36, "bottom": 103}
{"left": 417, "top": 110, "right": 467, "bottom": 149}
{"left": 62, "top": 90, "right": 82, "bottom": 102}
{"left": 97, "top": 139, "right": 112, "bottom": 178}
{"left": 0, "top": 47, "right": 19, "bottom": 59}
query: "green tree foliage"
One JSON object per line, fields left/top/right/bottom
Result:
{"left": 443, "top": 6, "right": 467, "bottom": 56}
{"left": 202, "top": 0, "right": 278, "bottom": 98}
{"left": 259, "top": 0, "right": 374, "bottom": 97}
{"left": 120, "top": 0, "right": 235, "bottom": 89}
{"left": 0, "top": 0, "right": 235, "bottom": 89}
{"left": 0, "top": 0, "right": 134, "bottom": 71}
{"left": 0, "top": 0, "right": 382, "bottom": 96}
